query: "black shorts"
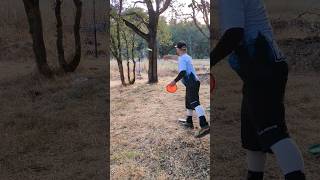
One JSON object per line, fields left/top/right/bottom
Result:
{"left": 184, "top": 75, "right": 201, "bottom": 110}
{"left": 238, "top": 59, "right": 290, "bottom": 152}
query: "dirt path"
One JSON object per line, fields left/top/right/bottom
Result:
{"left": 111, "top": 76, "right": 210, "bottom": 179}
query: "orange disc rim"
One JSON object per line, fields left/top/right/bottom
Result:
{"left": 166, "top": 84, "right": 177, "bottom": 93}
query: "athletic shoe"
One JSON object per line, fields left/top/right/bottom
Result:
{"left": 179, "top": 121, "right": 194, "bottom": 129}
{"left": 194, "top": 125, "right": 210, "bottom": 138}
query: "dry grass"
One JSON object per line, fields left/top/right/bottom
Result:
{"left": 0, "top": 3, "right": 109, "bottom": 178}
{"left": 210, "top": 9, "right": 320, "bottom": 177}
{"left": 110, "top": 59, "right": 209, "bottom": 82}
{"left": 211, "top": 61, "right": 320, "bottom": 179}
{"left": 110, "top": 60, "right": 210, "bottom": 179}
{"left": 0, "top": 54, "right": 107, "bottom": 179}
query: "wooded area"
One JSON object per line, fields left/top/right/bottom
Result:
{"left": 110, "top": 0, "right": 211, "bottom": 84}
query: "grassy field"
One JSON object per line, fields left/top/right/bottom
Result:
{"left": 211, "top": 61, "right": 320, "bottom": 179}
{"left": 0, "top": 57, "right": 108, "bottom": 180}
{"left": 0, "top": 12, "right": 108, "bottom": 178}
{"left": 110, "top": 60, "right": 210, "bottom": 179}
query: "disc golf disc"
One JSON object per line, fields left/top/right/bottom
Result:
{"left": 166, "top": 84, "right": 177, "bottom": 93}
{"left": 178, "top": 118, "right": 186, "bottom": 122}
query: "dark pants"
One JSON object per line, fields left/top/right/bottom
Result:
{"left": 184, "top": 74, "right": 201, "bottom": 110}
{"left": 237, "top": 52, "right": 290, "bottom": 152}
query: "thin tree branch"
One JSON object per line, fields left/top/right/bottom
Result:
{"left": 123, "top": 18, "right": 149, "bottom": 40}
{"left": 190, "top": 1, "right": 209, "bottom": 38}
{"left": 123, "top": 11, "right": 148, "bottom": 26}
{"left": 133, "top": 0, "right": 145, "bottom": 7}
{"left": 158, "top": 0, "right": 171, "bottom": 15}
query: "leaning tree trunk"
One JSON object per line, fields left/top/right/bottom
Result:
{"left": 110, "top": 0, "right": 126, "bottom": 86}
{"left": 110, "top": 36, "right": 126, "bottom": 86}
{"left": 22, "top": 0, "right": 53, "bottom": 78}
{"left": 110, "top": 34, "right": 126, "bottom": 86}
{"left": 55, "top": 0, "right": 82, "bottom": 72}
{"left": 116, "top": 58, "right": 126, "bottom": 85}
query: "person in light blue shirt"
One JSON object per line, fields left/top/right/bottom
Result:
{"left": 178, "top": 53, "right": 200, "bottom": 86}
{"left": 168, "top": 41, "right": 210, "bottom": 138}
{"left": 210, "top": 0, "right": 305, "bottom": 180}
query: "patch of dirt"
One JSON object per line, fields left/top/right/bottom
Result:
{"left": 279, "top": 36, "right": 320, "bottom": 72}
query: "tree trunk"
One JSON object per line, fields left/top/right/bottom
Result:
{"left": 209, "top": 0, "right": 215, "bottom": 51}
{"left": 130, "top": 33, "right": 136, "bottom": 84}
{"left": 116, "top": 59, "right": 126, "bottom": 86}
{"left": 22, "top": 0, "right": 53, "bottom": 78}
{"left": 116, "top": 0, "right": 126, "bottom": 86}
{"left": 122, "top": 32, "right": 132, "bottom": 83}
{"left": 147, "top": 17, "right": 158, "bottom": 83}
{"left": 110, "top": 32, "right": 126, "bottom": 86}
{"left": 127, "top": 60, "right": 131, "bottom": 83}
{"left": 121, "top": 0, "right": 172, "bottom": 83}
{"left": 148, "top": 37, "right": 158, "bottom": 83}
{"left": 130, "top": 60, "right": 136, "bottom": 84}
{"left": 55, "top": 0, "right": 82, "bottom": 73}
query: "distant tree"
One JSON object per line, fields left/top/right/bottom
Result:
{"left": 110, "top": 0, "right": 126, "bottom": 85}
{"left": 122, "top": 30, "right": 137, "bottom": 84}
{"left": 55, "top": 0, "right": 83, "bottom": 72}
{"left": 111, "top": 5, "right": 146, "bottom": 85}
{"left": 22, "top": 0, "right": 53, "bottom": 78}
{"left": 157, "top": 16, "right": 173, "bottom": 57}
{"left": 188, "top": 0, "right": 210, "bottom": 39}
{"left": 169, "top": 21, "right": 209, "bottom": 59}
{"left": 188, "top": 0, "right": 215, "bottom": 50}
{"left": 122, "top": 0, "right": 172, "bottom": 83}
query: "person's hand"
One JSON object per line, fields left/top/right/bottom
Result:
{"left": 168, "top": 80, "right": 176, "bottom": 86}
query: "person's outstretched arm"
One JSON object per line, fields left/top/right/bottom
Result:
{"left": 210, "top": 27, "right": 244, "bottom": 68}
{"left": 174, "top": 70, "right": 186, "bottom": 83}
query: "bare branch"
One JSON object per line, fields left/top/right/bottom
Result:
{"left": 158, "top": 0, "right": 172, "bottom": 14}
{"left": 190, "top": 0, "right": 209, "bottom": 38}
{"left": 124, "top": 11, "right": 148, "bottom": 26}
{"left": 201, "top": 0, "right": 210, "bottom": 29}
{"left": 133, "top": 0, "right": 145, "bottom": 7}
{"left": 123, "top": 18, "right": 149, "bottom": 40}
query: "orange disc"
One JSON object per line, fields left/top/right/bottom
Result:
{"left": 166, "top": 84, "right": 177, "bottom": 93}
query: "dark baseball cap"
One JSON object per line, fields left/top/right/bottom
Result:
{"left": 175, "top": 41, "right": 187, "bottom": 49}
